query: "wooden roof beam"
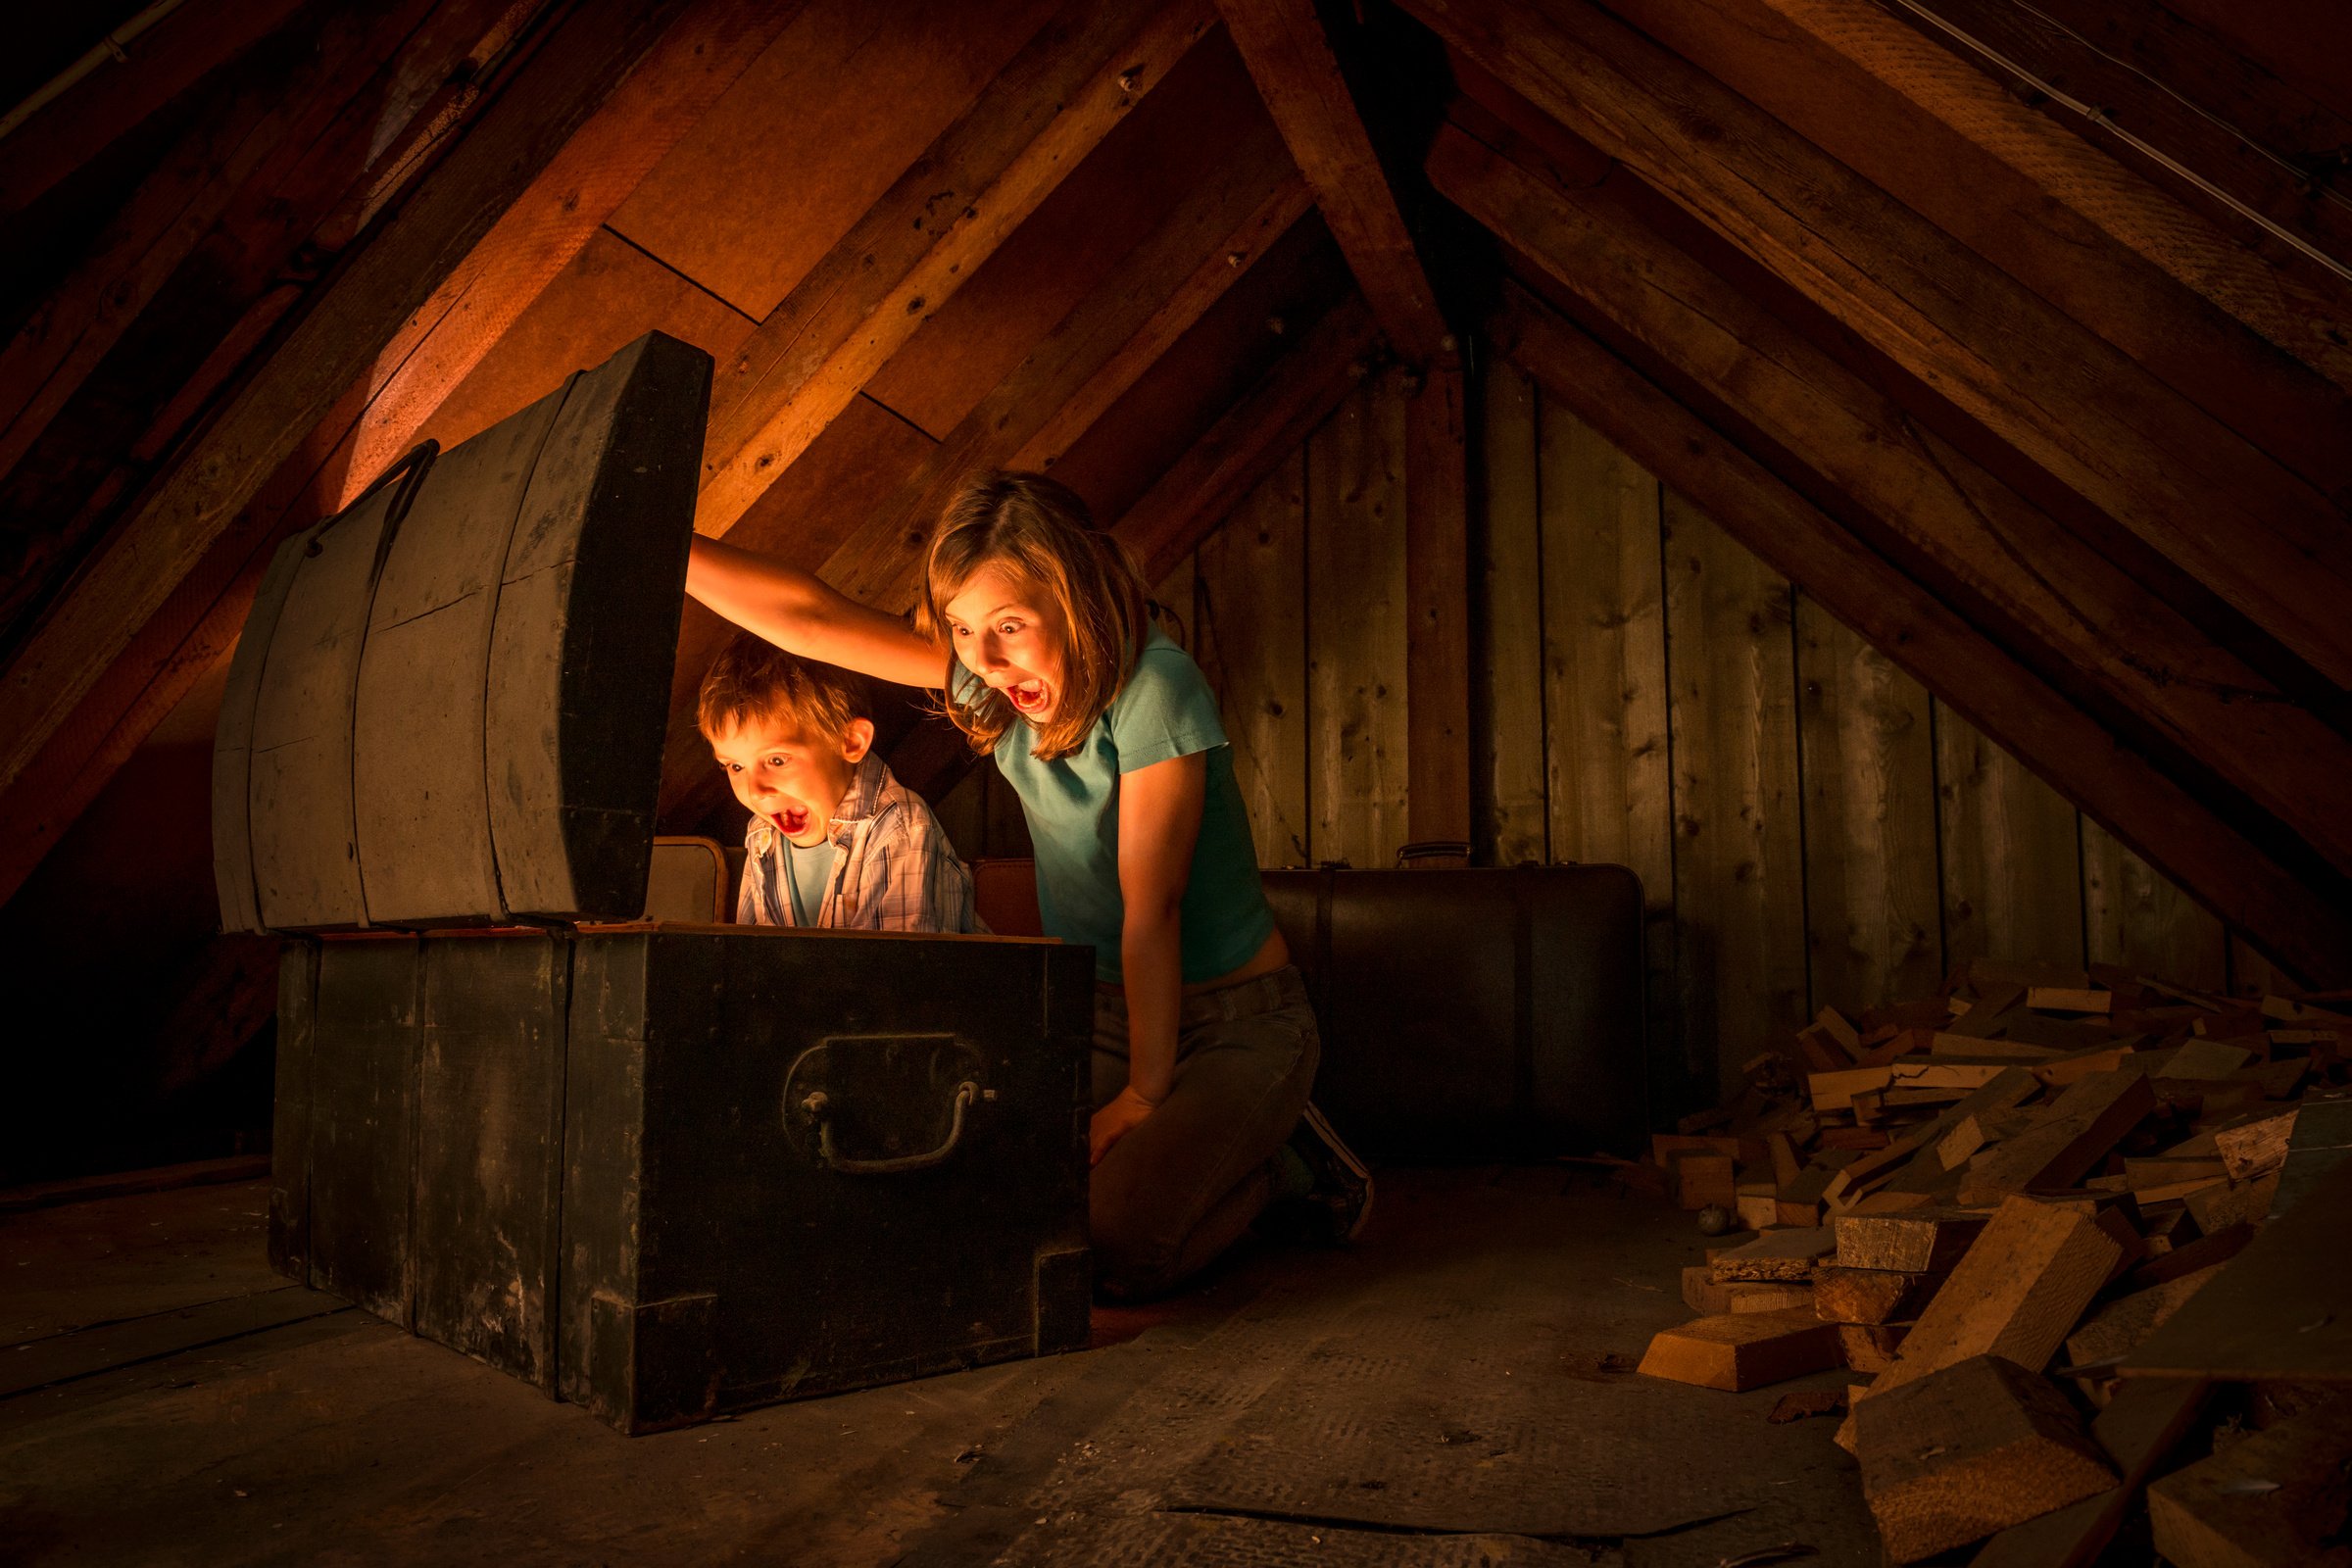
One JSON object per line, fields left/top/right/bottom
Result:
{"left": 1591, "top": 0, "right": 2352, "bottom": 499}
{"left": 1751, "top": 0, "right": 2352, "bottom": 391}
{"left": 1430, "top": 112, "right": 2352, "bottom": 886}
{"left": 1213, "top": 0, "right": 1452, "bottom": 368}
{"left": 0, "top": 0, "right": 691, "bottom": 804}
{"left": 1403, "top": 0, "right": 2352, "bottom": 694}
{"left": 1492, "top": 284, "right": 2352, "bottom": 987}
{"left": 692, "top": 0, "right": 1217, "bottom": 541}
{"left": 655, "top": 145, "right": 1318, "bottom": 823}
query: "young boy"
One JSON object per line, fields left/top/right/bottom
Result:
{"left": 699, "top": 633, "right": 976, "bottom": 933}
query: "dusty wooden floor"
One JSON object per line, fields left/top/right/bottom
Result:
{"left": 0, "top": 1168, "right": 1877, "bottom": 1566}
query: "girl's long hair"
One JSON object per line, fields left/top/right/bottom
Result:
{"left": 917, "top": 471, "right": 1149, "bottom": 760}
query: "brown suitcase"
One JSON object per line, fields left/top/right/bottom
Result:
{"left": 224, "top": 332, "right": 1094, "bottom": 1433}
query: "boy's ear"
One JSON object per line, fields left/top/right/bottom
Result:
{"left": 841, "top": 717, "right": 876, "bottom": 762}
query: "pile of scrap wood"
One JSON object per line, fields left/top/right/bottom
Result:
{"left": 1633, "top": 958, "right": 2352, "bottom": 1565}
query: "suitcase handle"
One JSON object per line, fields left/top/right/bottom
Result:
{"left": 798, "top": 1080, "right": 978, "bottom": 1175}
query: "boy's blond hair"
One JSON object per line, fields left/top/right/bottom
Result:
{"left": 916, "top": 470, "right": 1149, "bottom": 762}
{"left": 697, "top": 634, "right": 872, "bottom": 744}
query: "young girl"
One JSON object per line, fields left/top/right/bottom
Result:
{"left": 686, "top": 471, "right": 1369, "bottom": 1298}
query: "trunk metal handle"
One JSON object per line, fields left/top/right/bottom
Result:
{"left": 798, "top": 1080, "right": 978, "bottom": 1175}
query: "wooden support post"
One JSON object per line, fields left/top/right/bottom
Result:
{"left": 1484, "top": 288, "right": 2352, "bottom": 985}
{"left": 1403, "top": 364, "right": 1471, "bottom": 861}
{"left": 0, "top": 0, "right": 692, "bottom": 803}
{"left": 1214, "top": 0, "right": 1451, "bottom": 366}
{"left": 1405, "top": 0, "right": 2352, "bottom": 694}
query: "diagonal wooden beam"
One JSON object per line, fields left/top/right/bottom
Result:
{"left": 663, "top": 289, "right": 1380, "bottom": 829}
{"left": 1492, "top": 283, "right": 2352, "bottom": 987}
{"left": 1403, "top": 0, "right": 2352, "bottom": 694}
{"left": 343, "top": 0, "right": 808, "bottom": 487}
{"left": 0, "top": 0, "right": 692, "bottom": 803}
{"left": 692, "top": 0, "right": 1216, "bottom": 540}
{"left": 1009, "top": 174, "right": 1313, "bottom": 473}
{"left": 1430, "top": 112, "right": 2352, "bottom": 884}
{"left": 1213, "top": 0, "right": 1451, "bottom": 368}
{"left": 825, "top": 156, "right": 1305, "bottom": 611}
{"left": 1745, "top": 0, "right": 2352, "bottom": 391}
{"left": 0, "top": 0, "right": 309, "bottom": 220}
{"left": 656, "top": 153, "right": 1316, "bottom": 824}
{"left": 1118, "top": 289, "right": 1381, "bottom": 579}
{"left": 1590, "top": 0, "right": 2352, "bottom": 499}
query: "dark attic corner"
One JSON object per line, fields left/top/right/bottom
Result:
{"left": 2, "top": 0, "right": 2349, "bottom": 1562}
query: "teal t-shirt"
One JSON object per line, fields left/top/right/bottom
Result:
{"left": 977, "top": 629, "right": 1275, "bottom": 984}
{"left": 783, "top": 836, "right": 836, "bottom": 926}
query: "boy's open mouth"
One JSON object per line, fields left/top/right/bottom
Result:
{"left": 1006, "top": 678, "right": 1049, "bottom": 713}
{"left": 775, "top": 806, "right": 811, "bottom": 836}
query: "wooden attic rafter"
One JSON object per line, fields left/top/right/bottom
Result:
{"left": 1216, "top": 0, "right": 1473, "bottom": 854}
{"left": 1594, "top": 0, "right": 2352, "bottom": 498}
{"left": 0, "top": 0, "right": 788, "bottom": 913}
{"left": 1403, "top": 0, "right": 2352, "bottom": 696}
{"left": 692, "top": 0, "right": 1218, "bottom": 541}
{"left": 1491, "top": 284, "right": 2352, "bottom": 987}
{"left": 0, "top": 0, "right": 689, "bottom": 810}
{"left": 1427, "top": 111, "right": 2352, "bottom": 888}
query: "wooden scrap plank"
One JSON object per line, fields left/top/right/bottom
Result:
{"left": 1838, "top": 1321, "right": 1909, "bottom": 1375}
{"left": 2160, "top": 1039, "right": 2255, "bottom": 1080}
{"left": 2063, "top": 1265, "right": 2225, "bottom": 1368}
{"left": 1967, "top": 1376, "right": 2211, "bottom": 1568}
{"left": 1671, "top": 1152, "right": 1738, "bottom": 1213}
{"left": 2027, "top": 987, "right": 2114, "bottom": 1015}
{"left": 2146, "top": 1400, "right": 2352, "bottom": 1567}
{"left": 1680, "top": 1267, "right": 1810, "bottom": 1316}
{"left": 1708, "top": 1227, "right": 1836, "bottom": 1283}
{"left": 1815, "top": 1267, "right": 1945, "bottom": 1326}
{"left": 1836, "top": 1209, "right": 1990, "bottom": 1274}
{"left": 1957, "top": 1071, "right": 2156, "bottom": 1204}
{"left": 1637, "top": 1308, "right": 1841, "bottom": 1392}
{"left": 1945, "top": 984, "right": 2025, "bottom": 1040}
{"left": 2183, "top": 1171, "right": 2282, "bottom": 1233}
{"left": 2269, "top": 1099, "right": 2352, "bottom": 1215}
{"left": 1854, "top": 1354, "right": 2115, "bottom": 1564}
{"left": 2124, "top": 1147, "right": 2352, "bottom": 1381}
{"left": 2127, "top": 1222, "right": 2252, "bottom": 1291}
{"left": 1841, "top": 1197, "right": 2123, "bottom": 1444}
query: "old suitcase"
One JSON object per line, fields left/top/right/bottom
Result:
{"left": 971, "top": 859, "right": 1648, "bottom": 1161}
{"left": 1260, "top": 867, "right": 1647, "bottom": 1162}
{"left": 221, "top": 332, "right": 1094, "bottom": 1434}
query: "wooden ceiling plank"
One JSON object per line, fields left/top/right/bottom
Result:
{"left": 1213, "top": 0, "right": 1450, "bottom": 367}
{"left": 1492, "top": 286, "right": 2352, "bottom": 987}
{"left": 1402, "top": 0, "right": 2352, "bottom": 694}
{"left": 346, "top": 0, "right": 807, "bottom": 485}
{"left": 662, "top": 289, "right": 1378, "bottom": 829}
{"left": 1753, "top": 0, "right": 2352, "bottom": 390}
{"left": 1430, "top": 118, "right": 2352, "bottom": 884}
{"left": 0, "top": 0, "right": 693, "bottom": 801}
{"left": 1010, "top": 172, "right": 1313, "bottom": 472}
{"left": 1893, "top": 0, "right": 2352, "bottom": 271}
{"left": 1, "top": 0, "right": 464, "bottom": 491}
{"left": 1118, "top": 289, "right": 1381, "bottom": 581}
{"left": 1587, "top": 0, "right": 2352, "bottom": 499}
{"left": 831, "top": 145, "right": 1306, "bottom": 608}
{"left": 694, "top": 0, "right": 1217, "bottom": 540}
{"left": 0, "top": 0, "right": 311, "bottom": 220}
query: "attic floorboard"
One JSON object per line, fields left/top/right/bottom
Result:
{"left": 0, "top": 1170, "right": 1875, "bottom": 1566}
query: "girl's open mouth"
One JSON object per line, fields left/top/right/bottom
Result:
{"left": 1006, "top": 678, "right": 1049, "bottom": 712}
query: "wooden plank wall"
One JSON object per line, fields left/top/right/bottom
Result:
{"left": 943, "top": 352, "right": 2251, "bottom": 1112}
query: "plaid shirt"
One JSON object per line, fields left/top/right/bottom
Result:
{"left": 737, "top": 753, "right": 975, "bottom": 933}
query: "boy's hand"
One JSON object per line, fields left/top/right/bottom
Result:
{"left": 1089, "top": 1085, "right": 1160, "bottom": 1166}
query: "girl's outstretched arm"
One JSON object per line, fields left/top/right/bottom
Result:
{"left": 1093, "top": 751, "right": 1207, "bottom": 1165}
{"left": 687, "top": 535, "right": 945, "bottom": 689}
